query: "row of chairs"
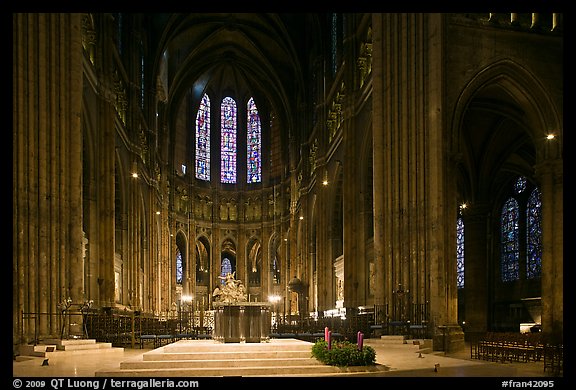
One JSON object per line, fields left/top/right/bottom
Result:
{"left": 543, "top": 343, "right": 563, "bottom": 376}
{"left": 470, "top": 331, "right": 563, "bottom": 376}
{"left": 470, "top": 332, "right": 544, "bottom": 363}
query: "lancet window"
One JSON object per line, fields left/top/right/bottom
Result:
{"left": 176, "top": 248, "right": 183, "bottom": 285}
{"left": 195, "top": 93, "right": 211, "bottom": 180}
{"left": 194, "top": 94, "right": 262, "bottom": 184}
{"left": 247, "top": 97, "right": 262, "bottom": 183}
{"left": 500, "top": 176, "right": 542, "bottom": 282}
{"left": 456, "top": 217, "right": 465, "bottom": 289}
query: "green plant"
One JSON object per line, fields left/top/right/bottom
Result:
{"left": 311, "top": 339, "right": 376, "bottom": 367}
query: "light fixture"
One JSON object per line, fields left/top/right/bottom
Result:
{"left": 131, "top": 161, "right": 138, "bottom": 178}
{"left": 181, "top": 294, "right": 193, "bottom": 303}
{"left": 268, "top": 294, "right": 281, "bottom": 304}
{"left": 546, "top": 134, "right": 555, "bottom": 140}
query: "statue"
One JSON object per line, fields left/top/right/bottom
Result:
{"left": 212, "top": 272, "right": 247, "bottom": 303}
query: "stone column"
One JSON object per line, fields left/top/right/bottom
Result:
{"left": 462, "top": 203, "right": 491, "bottom": 335}
{"left": 371, "top": 13, "right": 388, "bottom": 309}
{"left": 13, "top": 13, "right": 83, "bottom": 344}
{"left": 342, "top": 114, "right": 364, "bottom": 309}
{"left": 535, "top": 159, "right": 563, "bottom": 342}
{"left": 188, "top": 222, "right": 197, "bottom": 307}
{"left": 260, "top": 223, "right": 269, "bottom": 303}
{"left": 212, "top": 223, "right": 221, "bottom": 309}
{"left": 316, "top": 167, "right": 331, "bottom": 311}
{"left": 372, "top": 13, "right": 463, "bottom": 351}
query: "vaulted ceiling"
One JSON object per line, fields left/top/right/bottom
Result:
{"left": 138, "top": 13, "right": 326, "bottom": 184}
{"left": 147, "top": 13, "right": 323, "bottom": 144}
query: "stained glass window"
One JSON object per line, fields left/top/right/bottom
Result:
{"left": 331, "top": 13, "right": 338, "bottom": 75}
{"left": 526, "top": 188, "right": 542, "bottom": 279}
{"left": 220, "top": 258, "right": 233, "bottom": 285}
{"left": 514, "top": 176, "right": 527, "bottom": 194}
{"left": 115, "top": 13, "right": 123, "bottom": 54}
{"left": 140, "top": 44, "right": 145, "bottom": 108}
{"left": 220, "top": 97, "right": 237, "bottom": 183}
{"left": 272, "top": 253, "right": 281, "bottom": 284}
{"left": 247, "top": 97, "right": 262, "bottom": 183}
{"left": 501, "top": 198, "right": 520, "bottom": 282}
{"left": 176, "top": 248, "right": 183, "bottom": 285}
{"left": 195, "top": 93, "right": 211, "bottom": 180}
{"left": 456, "top": 217, "right": 465, "bottom": 289}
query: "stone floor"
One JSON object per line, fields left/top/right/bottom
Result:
{"left": 12, "top": 338, "right": 563, "bottom": 380}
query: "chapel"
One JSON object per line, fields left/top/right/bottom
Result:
{"left": 13, "top": 13, "right": 563, "bottom": 357}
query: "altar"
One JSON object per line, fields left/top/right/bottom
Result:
{"left": 211, "top": 272, "right": 272, "bottom": 343}
{"left": 213, "top": 302, "right": 272, "bottom": 343}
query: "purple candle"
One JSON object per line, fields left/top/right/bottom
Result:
{"left": 327, "top": 330, "right": 332, "bottom": 350}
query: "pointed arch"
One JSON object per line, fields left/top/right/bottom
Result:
{"left": 268, "top": 231, "right": 282, "bottom": 285}
{"left": 195, "top": 235, "right": 211, "bottom": 286}
{"left": 451, "top": 58, "right": 562, "bottom": 163}
{"left": 175, "top": 231, "right": 187, "bottom": 285}
{"left": 246, "top": 236, "right": 262, "bottom": 286}
{"left": 220, "top": 237, "right": 237, "bottom": 282}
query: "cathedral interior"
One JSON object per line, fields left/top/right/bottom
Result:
{"left": 13, "top": 13, "right": 563, "bottom": 356}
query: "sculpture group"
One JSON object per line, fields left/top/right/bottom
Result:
{"left": 212, "top": 272, "right": 247, "bottom": 303}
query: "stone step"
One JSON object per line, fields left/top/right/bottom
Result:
{"left": 95, "top": 338, "right": 389, "bottom": 377}
{"left": 19, "top": 344, "right": 124, "bottom": 358}
{"left": 365, "top": 337, "right": 434, "bottom": 353}
{"left": 19, "top": 344, "right": 59, "bottom": 357}
{"left": 44, "top": 338, "right": 97, "bottom": 345}
{"left": 59, "top": 342, "right": 114, "bottom": 351}
{"left": 43, "top": 338, "right": 114, "bottom": 351}
{"left": 97, "top": 363, "right": 388, "bottom": 377}
{"left": 121, "top": 356, "right": 324, "bottom": 370}
{"left": 20, "top": 338, "right": 123, "bottom": 358}
{"left": 163, "top": 339, "right": 312, "bottom": 353}
{"left": 143, "top": 349, "right": 311, "bottom": 361}
{"left": 379, "top": 335, "right": 406, "bottom": 341}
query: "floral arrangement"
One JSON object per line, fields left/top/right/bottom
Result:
{"left": 311, "top": 339, "right": 376, "bottom": 367}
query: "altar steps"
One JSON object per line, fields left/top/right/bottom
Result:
{"left": 96, "top": 338, "right": 388, "bottom": 377}
{"left": 19, "top": 339, "right": 124, "bottom": 358}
